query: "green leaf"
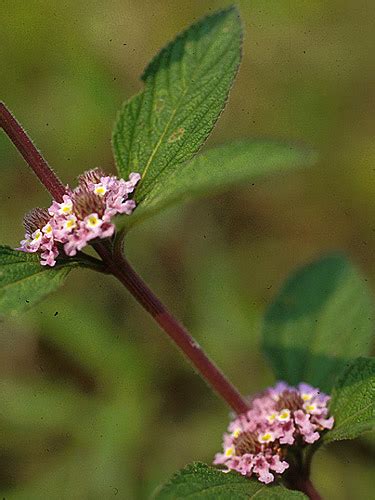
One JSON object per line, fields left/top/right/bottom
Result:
{"left": 324, "top": 357, "right": 375, "bottom": 443}
{"left": 0, "top": 245, "right": 73, "bottom": 315}
{"left": 122, "top": 140, "right": 317, "bottom": 229}
{"left": 154, "top": 463, "right": 307, "bottom": 499}
{"left": 113, "top": 6, "right": 242, "bottom": 200}
{"left": 261, "top": 254, "right": 375, "bottom": 392}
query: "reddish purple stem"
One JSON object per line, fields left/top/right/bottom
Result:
{"left": 0, "top": 102, "right": 66, "bottom": 202}
{"left": 289, "top": 477, "right": 322, "bottom": 500}
{"left": 95, "top": 241, "right": 250, "bottom": 415}
{"left": 0, "top": 101, "right": 249, "bottom": 415}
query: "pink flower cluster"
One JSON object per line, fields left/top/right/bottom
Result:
{"left": 214, "top": 382, "right": 334, "bottom": 484}
{"left": 19, "top": 169, "right": 141, "bottom": 266}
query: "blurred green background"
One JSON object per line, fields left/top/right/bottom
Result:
{"left": 1, "top": 1, "right": 374, "bottom": 498}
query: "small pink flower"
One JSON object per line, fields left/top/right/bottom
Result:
{"left": 278, "top": 420, "right": 295, "bottom": 445}
{"left": 316, "top": 416, "right": 334, "bottom": 430}
{"left": 18, "top": 169, "right": 140, "bottom": 266}
{"left": 214, "top": 381, "right": 334, "bottom": 483}
{"left": 253, "top": 455, "right": 274, "bottom": 484}
{"left": 48, "top": 194, "right": 73, "bottom": 216}
{"left": 269, "top": 454, "right": 289, "bottom": 474}
{"left": 125, "top": 172, "right": 142, "bottom": 191}
{"left": 303, "top": 430, "right": 321, "bottom": 444}
{"left": 64, "top": 232, "right": 85, "bottom": 257}
{"left": 40, "top": 248, "right": 58, "bottom": 267}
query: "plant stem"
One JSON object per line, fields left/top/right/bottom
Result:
{"left": 285, "top": 452, "right": 321, "bottom": 500}
{"left": 94, "top": 241, "right": 250, "bottom": 415}
{"left": 1, "top": 101, "right": 249, "bottom": 415}
{"left": 288, "top": 477, "right": 322, "bottom": 500}
{"left": 0, "top": 102, "right": 66, "bottom": 202}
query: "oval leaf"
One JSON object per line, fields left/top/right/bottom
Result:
{"left": 0, "top": 246, "right": 73, "bottom": 315}
{"left": 113, "top": 6, "right": 242, "bottom": 201}
{"left": 261, "top": 254, "right": 375, "bottom": 392}
{"left": 324, "top": 357, "right": 375, "bottom": 443}
{"left": 154, "top": 463, "right": 307, "bottom": 499}
{"left": 124, "top": 140, "right": 317, "bottom": 228}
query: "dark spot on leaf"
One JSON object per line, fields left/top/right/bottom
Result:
{"left": 54, "top": 311, "right": 58, "bottom": 316}
{"left": 155, "top": 98, "right": 165, "bottom": 113}
{"left": 168, "top": 127, "right": 185, "bottom": 143}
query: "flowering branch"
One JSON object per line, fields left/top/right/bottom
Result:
{"left": 0, "top": 101, "right": 249, "bottom": 416}
{"left": 1, "top": 103, "right": 326, "bottom": 498}
{"left": 0, "top": 101, "right": 328, "bottom": 499}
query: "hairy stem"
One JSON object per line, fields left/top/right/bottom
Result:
{"left": 0, "top": 102, "right": 66, "bottom": 202}
{"left": 94, "top": 240, "right": 250, "bottom": 415}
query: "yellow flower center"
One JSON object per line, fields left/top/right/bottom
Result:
{"left": 232, "top": 428, "right": 241, "bottom": 438}
{"left": 259, "top": 432, "right": 274, "bottom": 443}
{"left": 64, "top": 217, "right": 77, "bottom": 231}
{"left": 225, "top": 447, "right": 235, "bottom": 457}
{"left": 94, "top": 183, "right": 107, "bottom": 197}
{"left": 277, "top": 409, "right": 291, "bottom": 421}
{"left": 304, "top": 403, "right": 316, "bottom": 413}
{"left": 59, "top": 201, "right": 73, "bottom": 215}
{"left": 267, "top": 412, "right": 277, "bottom": 423}
{"left": 86, "top": 214, "right": 101, "bottom": 229}
{"left": 32, "top": 230, "right": 42, "bottom": 242}
{"left": 43, "top": 223, "right": 53, "bottom": 235}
